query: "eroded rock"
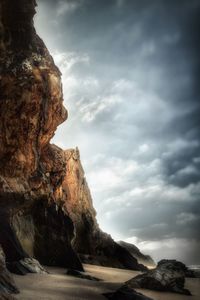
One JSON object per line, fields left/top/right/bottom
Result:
{"left": 157, "top": 259, "right": 196, "bottom": 278}
{"left": 118, "top": 241, "right": 156, "bottom": 268}
{"left": 63, "top": 148, "right": 146, "bottom": 271}
{"left": 0, "top": 246, "right": 19, "bottom": 299}
{"left": 0, "top": 0, "right": 147, "bottom": 281}
{"left": 103, "top": 285, "right": 154, "bottom": 300}
{"left": 32, "top": 201, "right": 83, "bottom": 270}
{"left": 7, "top": 258, "right": 47, "bottom": 275}
{"left": 126, "top": 259, "right": 191, "bottom": 295}
{"left": 0, "top": 0, "right": 82, "bottom": 272}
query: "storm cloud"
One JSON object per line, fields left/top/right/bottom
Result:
{"left": 35, "top": 0, "right": 200, "bottom": 264}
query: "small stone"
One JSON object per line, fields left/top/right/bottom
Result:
{"left": 66, "top": 269, "right": 101, "bottom": 281}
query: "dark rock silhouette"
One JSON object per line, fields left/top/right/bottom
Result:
{"left": 103, "top": 285, "right": 153, "bottom": 300}
{"left": 0, "top": 246, "right": 19, "bottom": 299}
{"left": 157, "top": 259, "right": 197, "bottom": 278}
{"left": 126, "top": 259, "right": 192, "bottom": 295}
{"left": 66, "top": 269, "right": 101, "bottom": 281}
{"left": 118, "top": 241, "right": 156, "bottom": 268}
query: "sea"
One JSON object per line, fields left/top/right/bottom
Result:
{"left": 188, "top": 265, "right": 200, "bottom": 277}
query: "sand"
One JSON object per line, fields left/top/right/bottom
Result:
{"left": 13, "top": 264, "right": 200, "bottom": 300}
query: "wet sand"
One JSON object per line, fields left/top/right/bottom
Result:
{"left": 14, "top": 264, "right": 200, "bottom": 300}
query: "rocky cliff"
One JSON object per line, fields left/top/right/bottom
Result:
{"left": 0, "top": 2, "right": 146, "bottom": 297}
{"left": 63, "top": 148, "right": 146, "bottom": 271}
{"left": 118, "top": 241, "right": 156, "bottom": 268}
{"left": 0, "top": 0, "right": 82, "bottom": 277}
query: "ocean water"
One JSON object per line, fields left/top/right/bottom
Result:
{"left": 188, "top": 265, "right": 200, "bottom": 270}
{"left": 188, "top": 265, "right": 200, "bottom": 277}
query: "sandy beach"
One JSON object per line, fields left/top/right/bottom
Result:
{"left": 13, "top": 264, "right": 200, "bottom": 300}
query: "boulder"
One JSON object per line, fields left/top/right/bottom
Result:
{"left": 126, "top": 259, "right": 191, "bottom": 295}
{"left": 7, "top": 258, "right": 47, "bottom": 275}
{"left": 157, "top": 259, "right": 196, "bottom": 278}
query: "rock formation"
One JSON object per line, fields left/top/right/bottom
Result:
{"left": 66, "top": 268, "right": 101, "bottom": 281}
{"left": 63, "top": 148, "right": 146, "bottom": 271}
{"left": 125, "top": 259, "right": 192, "bottom": 295}
{"left": 118, "top": 241, "right": 156, "bottom": 268}
{"left": 0, "top": 0, "right": 82, "bottom": 275}
{"left": 103, "top": 285, "right": 153, "bottom": 300}
{"left": 0, "top": 246, "right": 18, "bottom": 299}
{"left": 0, "top": 0, "right": 147, "bottom": 285}
{"left": 1, "top": 2, "right": 198, "bottom": 299}
{"left": 3, "top": 1, "right": 193, "bottom": 299}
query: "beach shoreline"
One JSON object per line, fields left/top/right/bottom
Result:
{"left": 13, "top": 264, "right": 200, "bottom": 300}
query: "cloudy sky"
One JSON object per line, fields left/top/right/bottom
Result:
{"left": 35, "top": 0, "right": 200, "bottom": 265}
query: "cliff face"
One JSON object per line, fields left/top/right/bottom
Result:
{"left": 0, "top": 0, "right": 82, "bottom": 275}
{"left": 63, "top": 148, "right": 98, "bottom": 254}
{"left": 63, "top": 148, "right": 146, "bottom": 271}
{"left": 118, "top": 241, "right": 156, "bottom": 268}
{"left": 0, "top": 3, "right": 146, "bottom": 297}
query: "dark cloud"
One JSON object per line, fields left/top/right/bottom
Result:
{"left": 35, "top": 0, "right": 200, "bottom": 264}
